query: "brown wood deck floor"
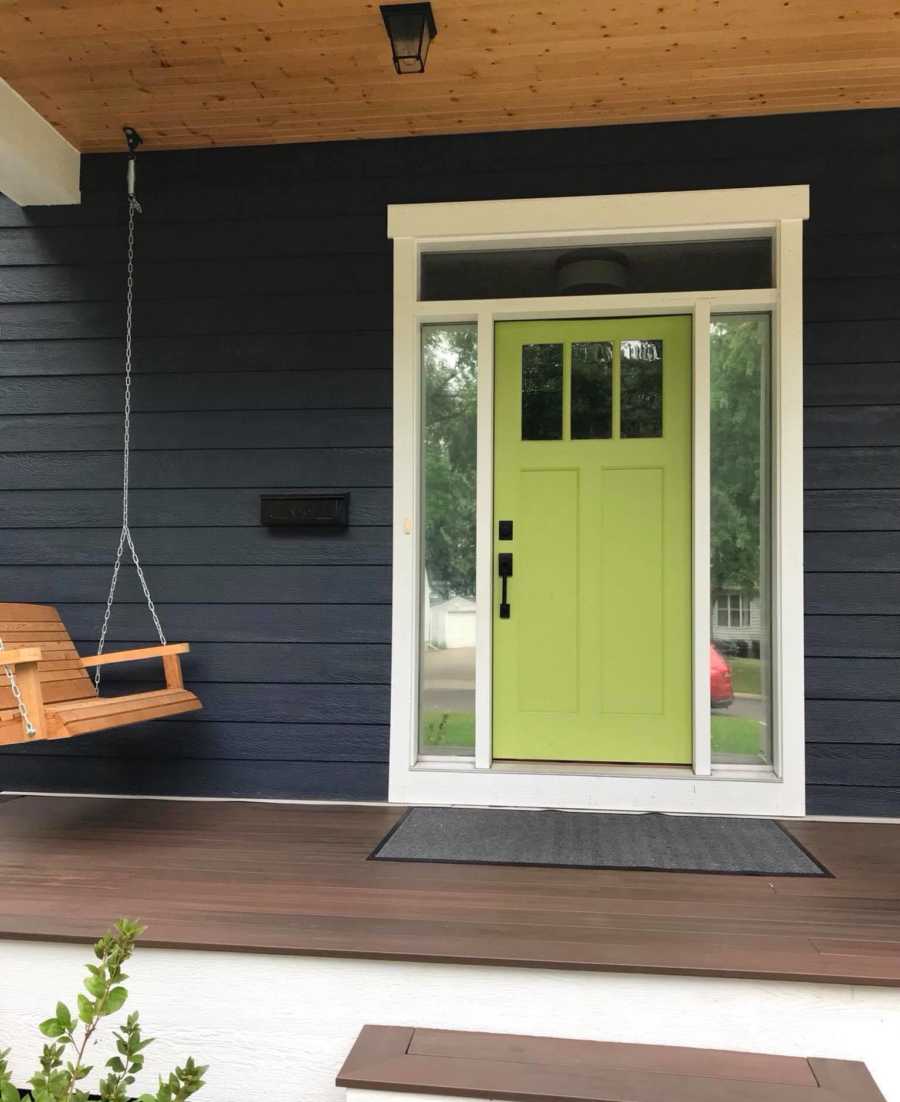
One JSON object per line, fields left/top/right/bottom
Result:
{"left": 1, "top": 795, "right": 899, "bottom": 986}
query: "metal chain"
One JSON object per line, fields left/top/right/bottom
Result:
{"left": 0, "top": 635, "right": 37, "bottom": 738}
{"left": 94, "top": 184, "right": 166, "bottom": 691}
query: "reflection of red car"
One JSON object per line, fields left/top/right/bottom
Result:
{"left": 710, "top": 644, "right": 733, "bottom": 708}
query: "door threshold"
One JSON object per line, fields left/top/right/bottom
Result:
{"left": 416, "top": 757, "right": 695, "bottom": 780}
{"left": 491, "top": 759, "right": 694, "bottom": 779}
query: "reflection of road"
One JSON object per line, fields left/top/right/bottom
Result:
{"left": 422, "top": 646, "right": 475, "bottom": 713}
{"left": 424, "top": 647, "right": 767, "bottom": 725}
{"left": 717, "top": 694, "right": 766, "bottom": 722}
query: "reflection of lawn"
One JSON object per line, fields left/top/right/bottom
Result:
{"left": 712, "top": 715, "right": 762, "bottom": 756}
{"left": 728, "top": 657, "right": 761, "bottom": 695}
{"left": 424, "top": 710, "right": 763, "bottom": 758}
{"left": 422, "top": 710, "right": 475, "bottom": 749}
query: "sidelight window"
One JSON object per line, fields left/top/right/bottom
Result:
{"left": 710, "top": 314, "right": 772, "bottom": 766}
{"left": 420, "top": 323, "right": 478, "bottom": 757}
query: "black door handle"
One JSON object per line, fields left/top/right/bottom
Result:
{"left": 498, "top": 552, "right": 513, "bottom": 619}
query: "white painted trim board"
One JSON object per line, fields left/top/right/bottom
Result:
{"left": 0, "top": 78, "right": 80, "bottom": 206}
{"left": 0, "top": 942, "right": 896, "bottom": 1102}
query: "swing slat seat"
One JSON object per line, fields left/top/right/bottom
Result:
{"left": 0, "top": 604, "right": 200, "bottom": 747}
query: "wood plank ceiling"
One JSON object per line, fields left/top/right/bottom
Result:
{"left": 1, "top": 0, "right": 900, "bottom": 152}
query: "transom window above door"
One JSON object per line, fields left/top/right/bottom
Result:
{"left": 420, "top": 238, "right": 774, "bottom": 301}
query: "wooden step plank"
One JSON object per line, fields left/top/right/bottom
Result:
{"left": 338, "top": 1026, "right": 886, "bottom": 1102}
{"left": 807, "top": 1060, "right": 887, "bottom": 1101}
{"left": 408, "top": 1029, "right": 817, "bottom": 1087}
{"left": 342, "top": 1053, "right": 846, "bottom": 1102}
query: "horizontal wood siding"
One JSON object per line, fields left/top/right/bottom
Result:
{"left": 1, "top": 107, "right": 899, "bottom": 812}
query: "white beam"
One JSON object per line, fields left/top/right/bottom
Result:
{"left": 388, "top": 186, "right": 809, "bottom": 241}
{"left": 0, "top": 78, "right": 80, "bottom": 207}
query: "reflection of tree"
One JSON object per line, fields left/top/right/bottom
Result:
{"left": 423, "top": 318, "right": 766, "bottom": 604}
{"left": 621, "top": 339, "right": 662, "bottom": 438}
{"left": 710, "top": 317, "right": 766, "bottom": 595}
{"left": 423, "top": 325, "right": 477, "bottom": 600}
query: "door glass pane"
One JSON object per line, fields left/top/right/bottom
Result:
{"left": 420, "top": 323, "right": 477, "bottom": 757}
{"left": 710, "top": 314, "right": 772, "bottom": 765}
{"left": 571, "top": 341, "right": 613, "bottom": 439}
{"left": 620, "top": 339, "right": 663, "bottom": 438}
{"left": 522, "top": 343, "right": 563, "bottom": 440}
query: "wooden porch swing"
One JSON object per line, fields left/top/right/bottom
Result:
{"left": 0, "top": 129, "right": 202, "bottom": 747}
{"left": 0, "top": 604, "right": 200, "bottom": 746}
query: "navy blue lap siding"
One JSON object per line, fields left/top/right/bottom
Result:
{"left": 2, "top": 107, "right": 900, "bottom": 813}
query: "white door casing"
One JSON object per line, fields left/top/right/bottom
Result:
{"left": 388, "top": 187, "right": 809, "bottom": 816}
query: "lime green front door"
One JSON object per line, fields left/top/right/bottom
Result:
{"left": 493, "top": 316, "right": 692, "bottom": 764}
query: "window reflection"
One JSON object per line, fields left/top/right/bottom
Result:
{"left": 421, "top": 324, "right": 477, "bottom": 756}
{"left": 571, "top": 341, "right": 613, "bottom": 439}
{"left": 522, "top": 343, "right": 563, "bottom": 440}
{"left": 710, "top": 315, "right": 771, "bottom": 765}
{"left": 620, "top": 339, "right": 663, "bottom": 438}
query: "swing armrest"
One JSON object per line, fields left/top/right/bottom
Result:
{"left": 0, "top": 647, "right": 43, "bottom": 666}
{"left": 80, "top": 643, "right": 190, "bottom": 669}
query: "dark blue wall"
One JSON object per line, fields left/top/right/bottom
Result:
{"left": 1, "top": 107, "right": 899, "bottom": 813}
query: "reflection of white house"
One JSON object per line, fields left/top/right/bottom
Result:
{"left": 427, "top": 595, "right": 477, "bottom": 649}
{"left": 712, "top": 590, "right": 761, "bottom": 644}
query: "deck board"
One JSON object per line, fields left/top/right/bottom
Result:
{"left": 0, "top": 796, "right": 898, "bottom": 986}
{"left": 337, "top": 1026, "right": 888, "bottom": 1102}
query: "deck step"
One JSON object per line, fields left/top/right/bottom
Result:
{"left": 337, "top": 1025, "right": 887, "bottom": 1102}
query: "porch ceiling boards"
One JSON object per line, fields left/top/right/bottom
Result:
{"left": 0, "top": 796, "right": 899, "bottom": 985}
{"left": 1, "top": 1, "right": 900, "bottom": 152}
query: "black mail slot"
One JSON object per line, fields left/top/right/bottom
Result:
{"left": 260, "top": 493, "right": 350, "bottom": 528}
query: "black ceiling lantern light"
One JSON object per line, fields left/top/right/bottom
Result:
{"left": 380, "top": 3, "right": 437, "bottom": 74}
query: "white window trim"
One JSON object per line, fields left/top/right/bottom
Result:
{"left": 388, "top": 186, "right": 809, "bottom": 817}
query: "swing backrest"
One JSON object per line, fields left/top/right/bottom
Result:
{"left": 0, "top": 604, "right": 95, "bottom": 710}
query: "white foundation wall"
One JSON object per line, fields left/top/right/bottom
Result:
{"left": 1, "top": 943, "right": 898, "bottom": 1102}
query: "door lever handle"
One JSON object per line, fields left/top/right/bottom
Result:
{"left": 498, "top": 552, "right": 513, "bottom": 619}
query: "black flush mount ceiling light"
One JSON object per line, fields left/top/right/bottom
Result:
{"left": 380, "top": 2, "right": 437, "bottom": 74}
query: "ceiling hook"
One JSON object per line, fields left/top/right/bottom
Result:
{"left": 123, "top": 126, "right": 143, "bottom": 202}
{"left": 123, "top": 126, "right": 143, "bottom": 154}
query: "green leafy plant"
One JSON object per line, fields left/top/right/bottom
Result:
{"left": 0, "top": 919, "right": 206, "bottom": 1102}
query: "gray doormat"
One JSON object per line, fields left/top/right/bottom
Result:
{"left": 371, "top": 807, "right": 829, "bottom": 877}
